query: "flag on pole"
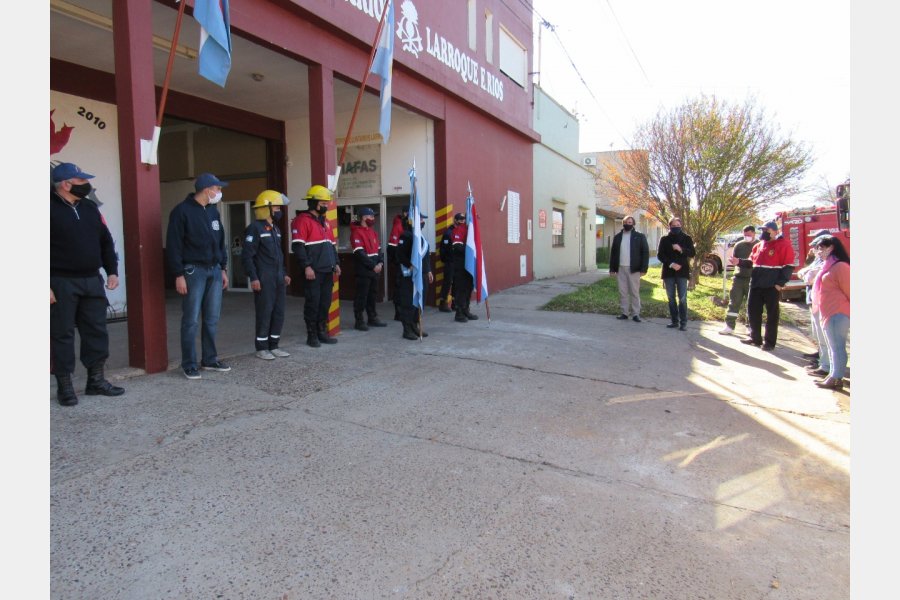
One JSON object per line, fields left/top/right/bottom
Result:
{"left": 408, "top": 163, "right": 426, "bottom": 313}
{"left": 194, "top": 0, "right": 232, "bottom": 87}
{"left": 464, "top": 184, "right": 489, "bottom": 303}
{"left": 370, "top": 0, "right": 395, "bottom": 143}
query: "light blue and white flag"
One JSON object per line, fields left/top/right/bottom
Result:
{"left": 408, "top": 163, "right": 426, "bottom": 314}
{"left": 370, "top": 0, "right": 395, "bottom": 143}
{"left": 194, "top": 0, "right": 232, "bottom": 87}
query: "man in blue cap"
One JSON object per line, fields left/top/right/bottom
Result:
{"left": 50, "top": 162, "right": 125, "bottom": 406}
{"left": 350, "top": 207, "right": 387, "bottom": 331}
{"left": 166, "top": 172, "right": 232, "bottom": 379}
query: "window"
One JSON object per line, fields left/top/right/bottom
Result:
{"left": 498, "top": 26, "right": 527, "bottom": 87}
{"left": 468, "top": 0, "right": 477, "bottom": 50}
{"left": 552, "top": 208, "right": 565, "bottom": 247}
{"left": 485, "top": 10, "right": 494, "bottom": 63}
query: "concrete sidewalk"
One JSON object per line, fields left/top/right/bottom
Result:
{"left": 51, "top": 269, "right": 850, "bottom": 599}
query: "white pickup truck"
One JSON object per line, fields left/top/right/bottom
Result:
{"left": 699, "top": 234, "right": 743, "bottom": 276}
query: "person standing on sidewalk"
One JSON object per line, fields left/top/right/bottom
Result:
{"left": 657, "top": 217, "right": 695, "bottom": 331}
{"left": 437, "top": 212, "right": 465, "bottom": 312}
{"left": 719, "top": 225, "right": 759, "bottom": 335}
{"left": 386, "top": 206, "right": 409, "bottom": 321}
{"left": 350, "top": 207, "right": 387, "bottom": 331}
{"left": 50, "top": 162, "right": 125, "bottom": 406}
{"left": 450, "top": 213, "right": 478, "bottom": 323}
{"left": 291, "top": 185, "right": 340, "bottom": 348}
{"left": 166, "top": 172, "right": 232, "bottom": 380}
{"left": 609, "top": 215, "right": 649, "bottom": 322}
{"left": 396, "top": 212, "right": 433, "bottom": 340}
{"left": 809, "top": 236, "right": 850, "bottom": 390}
{"left": 733, "top": 221, "right": 795, "bottom": 351}
{"left": 242, "top": 190, "right": 292, "bottom": 360}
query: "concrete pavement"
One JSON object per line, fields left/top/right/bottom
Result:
{"left": 51, "top": 270, "right": 850, "bottom": 599}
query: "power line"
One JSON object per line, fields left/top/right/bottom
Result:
{"left": 602, "top": 0, "right": 651, "bottom": 85}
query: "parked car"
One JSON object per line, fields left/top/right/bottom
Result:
{"left": 699, "top": 233, "right": 743, "bottom": 276}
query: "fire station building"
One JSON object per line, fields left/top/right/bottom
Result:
{"left": 50, "top": 0, "right": 539, "bottom": 373}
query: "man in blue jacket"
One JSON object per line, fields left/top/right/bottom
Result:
{"left": 608, "top": 216, "right": 649, "bottom": 322}
{"left": 166, "top": 172, "right": 231, "bottom": 379}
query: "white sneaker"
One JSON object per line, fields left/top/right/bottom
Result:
{"left": 270, "top": 348, "right": 291, "bottom": 358}
{"left": 719, "top": 325, "right": 734, "bottom": 335}
{"left": 256, "top": 350, "right": 276, "bottom": 360}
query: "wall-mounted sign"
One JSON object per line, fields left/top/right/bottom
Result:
{"left": 336, "top": 143, "right": 381, "bottom": 198}
{"left": 538, "top": 209, "right": 547, "bottom": 229}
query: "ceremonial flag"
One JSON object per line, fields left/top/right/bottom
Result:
{"left": 464, "top": 185, "right": 489, "bottom": 303}
{"left": 408, "top": 164, "right": 425, "bottom": 313}
{"left": 194, "top": 0, "right": 232, "bottom": 87}
{"left": 370, "top": 0, "right": 394, "bottom": 142}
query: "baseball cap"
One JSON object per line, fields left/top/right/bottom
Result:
{"left": 359, "top": 207, "right": 375, "bottom": 217}
{"left": 52, "top": 162, "right": 94, "bottom": 182}
{"left": 194, "top": 172, "right": 229, "bottom": 192}
{"left": 759, "top": 221, "right": 778, "bottom": 231}
{"left": 454, "top": 212, "right": 466, "bottom": 221}
{"left": 810, "top": 233, "right": 832, "bottom": 247}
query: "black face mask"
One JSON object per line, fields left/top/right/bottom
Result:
{"left": 760, "top": 231, "right": 772, "bottom": 241}
{"left": 70, "top": 182, "right": 92, "bottom": 199}
{"left": 271, "top": 210, "right": 283, "bottom": 222}
{"left": 623, "top": 224, "right": 633, "bottom": 231}
{"left": 315, "top": 205, "right": 327, "bottom": 215}
{"left": 670, "top": 227, "right": 682, "bottom": 235}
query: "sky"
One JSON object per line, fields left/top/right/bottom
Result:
{"left": 530, "top": 0, "right": 851, "bottom": 209}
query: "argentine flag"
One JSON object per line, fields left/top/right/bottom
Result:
{"left": 464, "top": 189, "right": 489, "bottom": 303}
{"left": 194, "top": 0, "right": 232, "bottom": 87}
{"left": 370, "top": 0, "right": 395, "bottom": 143}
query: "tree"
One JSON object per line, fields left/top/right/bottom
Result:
{"left": 603, "top": 95, "right": 814, "bottom": 286}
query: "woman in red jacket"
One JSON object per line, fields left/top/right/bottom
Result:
{"left": 810, "top": 236, "right": 850, "bottom": 390}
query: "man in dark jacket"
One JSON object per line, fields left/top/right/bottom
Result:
{"left": 437, "top": 212, "right": 465, "bottom": 312}
{"left": 609, "top": 216, "right": 650, "bottom": 322}
{"left": 50, "top": 162, "right": 125, "bottom": 406}
{"left": 396, "top": 213, "right": 433, "bottom": 340}
{"left": 350, "top": 207, "right": 387, "bottom": 331}
{"left": 733, "top": 221, "right": 795, "bottom": 350}
{"left": 657, "top": 217, "right": 696, "bottom": 331}
{"left": 166, "top": 172, "right": 231, "bottom": 379}
{"left": 290, "top": 185, "right": 341, "bottom": 348}
{"left": 719, "top": 225, "right": 758, "bottom": 335}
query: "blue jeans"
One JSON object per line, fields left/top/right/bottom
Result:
{"left": 823, "top": 313, "right": 849, "bottom": 380}
{"left": 180, "top": 264, "right": 223, "bottom": 370}
{"left": 663, "top": 277, "right": 688, "bottom": 325}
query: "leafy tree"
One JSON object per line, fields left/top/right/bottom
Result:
{"left": 603, "top": 95, "right": 814, "bottom": 285}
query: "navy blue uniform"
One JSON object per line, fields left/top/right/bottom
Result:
{"left": 242, "top": 220, "right": 287, "bottom": 351}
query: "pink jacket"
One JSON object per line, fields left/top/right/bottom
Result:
{"left": 816, "top": 260, "right": 850, "bottom": 324}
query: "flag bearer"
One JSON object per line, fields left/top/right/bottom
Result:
{"left": 396, "top": 213, "right": 433, "bottom": 340}
{"left": 450, "top": 215, "right": 477, "bottom": 323}
{"left": 243, "top": 190, "right": 292, "bottom": 359}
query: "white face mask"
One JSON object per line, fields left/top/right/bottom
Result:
{"left": 208, "top": 190, "right": 222, "bottom": 204}
{"left": 744, "top": 235, "right": 755, "bottom": 243}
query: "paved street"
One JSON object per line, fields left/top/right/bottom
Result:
{"left": 50, "top": 271, "right": 850, "bottom": 599}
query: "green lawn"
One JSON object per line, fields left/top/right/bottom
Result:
{"left": 542, "top": 265, "right": 797, "bottom": 325}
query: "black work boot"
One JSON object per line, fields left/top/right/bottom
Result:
{"left": 55, "top": 373, "right": 78, "bottom": 406}
{"left": 317, "top": 321, "right": 338, "bottom": 344}
{"left": 438, "top": 299, "right": 452, "bottom": 313}
{"left": 305, "top": 320, "right": 321, "bottom": 348}
{"left": 402, "top": 322, "right": 419, "bottom": 340}
{"left": 455, "top": 308, "right": 468, "bottom": 323}
{"left": 415, "top": 323, "right": 429, "bottom": 338}
{"left": 85, "top": 362, "right": 125, "bottom": 396}
{"left": 354, "top": 311, "right": 369, "bottom": 331}
{"left": 463, "top": 308, "right": 479, "bottom": 321}
{"left": 367, "top": 310, "right": 387, "bottom": 327}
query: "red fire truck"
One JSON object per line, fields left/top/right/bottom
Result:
{"left": 777, "top": 181, "right": 850, "bottom": 300}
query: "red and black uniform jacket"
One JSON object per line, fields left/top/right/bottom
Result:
{"left": 450, "top": 223, "right": 467, "bottom": 262}
{"left": 290, "top": 211, "right": 338, "bottom": 273}
{"left": 350, "top": 222, "right": 383, "bottom": 278}
{"left": 387, "top": 214, "right": 405, "bottom": 264}
{"left": 739, "top": 235, "right": 795, "bottom": 289}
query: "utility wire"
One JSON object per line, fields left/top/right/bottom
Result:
{"left": 602, "top": 0, "right": 652, "bottom": 85}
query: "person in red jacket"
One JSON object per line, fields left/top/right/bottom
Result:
{"left": 386, "top": 206, "right": 409, "bottom": 321}
{"left": 732, "top": 221, "right": 795, "bottom": 351}
{"left": 350, "top": 207, "right": 387, "bottom": 331}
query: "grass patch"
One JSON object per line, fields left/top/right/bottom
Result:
{"left": 542, "top": 265, "right": 798, "bottom": 325}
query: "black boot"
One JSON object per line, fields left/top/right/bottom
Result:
{"left": 402, "top": 322, "right": 419, "bottom": 340}
{"left": 455, "top": 308, "right": 468, "bottom": 323}
{"left": 354, "top": 311, "right": 369, "bottom": 331}
{"left": 463, "top": 308, "right": 479, "bottom": 321}
{"left": 367, "top": 310, "right": 387, "bottom": 327}
{"left": 55, "top": 373, "right": 78, "bottom": 406}
{"left": 438, "top": 299, "right": 452, "bottom": 313}
{"left": 415, "top": 323, "right": 429, "bottom": 338}
{"left": 306, "top": 320, "right": 321, "bottom": 348}
{"left": 85, "top": 362, "right": 125, "bottom": 396}
{"left": 317, "top": 321, "right": 338, "bottom": 344}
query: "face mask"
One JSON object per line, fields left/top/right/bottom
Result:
{"left": 670, "top": 227, "right": 682, "bottom": 235}
{"left": 208, "top": 190, "right": 222, "bottom": 204}
{"left": 760, "top": 231, "right": 772, "bottom": 241}
{"left": 271, "top": 210, "right": 282, "bottom": 222}
{"left": 70, "top": 182, "right": 92, "bottom": 199}
{"left": 315, "top": 205, "right": 327, "bottom": 215}
{"left": 744, "top": 235, "right": 755, "bottom": 243}
{"left": 623, "top": 223, "right": 633, "bottom": 231}
{"left": 364, "top": 217, "right": 375, "bottom": 226}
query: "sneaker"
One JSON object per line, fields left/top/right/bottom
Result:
{"left": 256, "top": 350, "right": 276, "bottom": 360}
{"left": 201, "top": 360, "right": 231, "bottom": 372}
{"left": 270, "top": 348, "right": 291, "bottom": 358}
{"left": 719, "top": 325, "right": 734, "bottom": 335}
{"left": 183, "top": 367, "right": 201, "bottom": 380}
{"left": 616, "top": 314, "right": 629, "bottom": 320}
{"left": 632, "top": 315, "right": 642, "bottom": 322}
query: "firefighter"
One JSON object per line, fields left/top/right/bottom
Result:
{"left": 350, "top": 207, "right": 387, "bottom": 331}
{"left": 243, "top": 190, "right": 292, "bottom": 359}
{"left": 386, "top": 205, "right": 409, "bottom": 320}
{"left": 438, "top": 212, "right": 466, "bottom": 312}
{"left": 290, "top": 185, "right": 341, "bottom": 347}
{"left": 396, "top": 212, "right": 433, "bottom": 340}
{"left": 450, "top": 213, "right": 478, "bottom": 322}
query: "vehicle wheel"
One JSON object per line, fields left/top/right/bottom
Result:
{"left": 699, "top": 259, "right": 718, "bottom": 277}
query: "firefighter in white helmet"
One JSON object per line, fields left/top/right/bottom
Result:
{"left": 242, "top": 190, "right": 292, "bottom": 359}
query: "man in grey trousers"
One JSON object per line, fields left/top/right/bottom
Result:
{"left": 609, "top": 216, "right": 650, "bottom": 322}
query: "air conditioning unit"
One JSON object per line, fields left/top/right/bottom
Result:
{"left": 583, "top": 157, "right": 595, "bottom": 166}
